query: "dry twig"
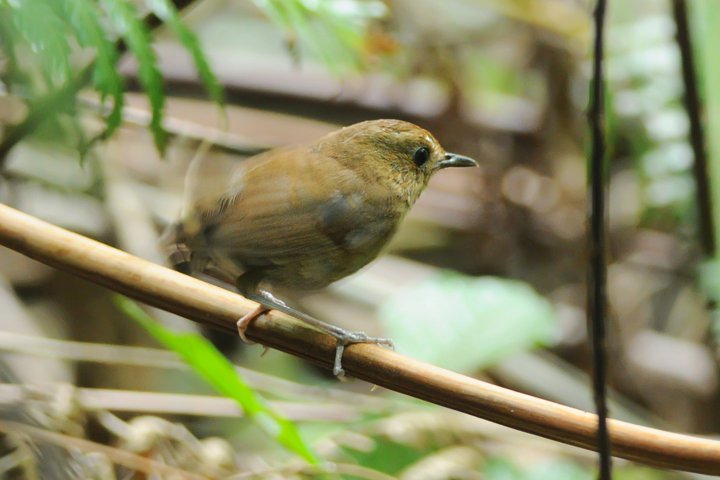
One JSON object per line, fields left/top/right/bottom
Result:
{"left": 0, "top": 384, "right": 361, "bottom": 422}
{"left": 0, "top": 419, "right": 208, "bottom": 480}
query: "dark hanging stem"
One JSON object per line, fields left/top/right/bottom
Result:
{"left": 588, "top": 0, "right": 612, "bottom": 479}
{"left": 672, "top": 0, "right": 715, "bottom": 257}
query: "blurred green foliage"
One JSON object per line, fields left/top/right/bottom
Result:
{"left": 102, "top": 0, "right": 168, "bottom": 151}
{"left": 484, "top": 457, "right": 591, "bottom": 480}
{"left": 147, "top": 0, "right": 224, "bottom": 107}
{"left": 114, "top": 296, "right": 319, "bottom": 465}
{"left": 64, "top": 0, "right": 125, "bottom": 142}
{"left": 0, "top": 0, "right": 223, "bottom": 155}
{"left": 343, "top": 437, "right": 436, "bottom": 476}
{"left": 693, "top": 0, "right": 720, "bottom": 242}
{"left": 608, "top": 7, "right": 695, "bottom": 227}
{"left": 379, "top": 272, "right": 557, "bottom": 374}
{"left": 691, "top": 0, "right": 720, "bottom": 343}
{"left": 0, "top": 0, "right": 714, "bottom": 477}
{"left": 0, "top": 0, "right": 389, "bottom": 157}
{"left": 252, "top": 0, "right": 386, "bottom": 73}
{"left": 484, "top": 457, "right": 668, "bottom": 480}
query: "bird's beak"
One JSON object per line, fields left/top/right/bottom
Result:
{"left": 438, "top": 152, "right": 478, "bottom": 169}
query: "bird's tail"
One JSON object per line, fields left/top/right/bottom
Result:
{"left": 159, "top": 221, "right": 194, "bottom": 274}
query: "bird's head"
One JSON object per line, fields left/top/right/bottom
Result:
{"left": 319, "top": 119, "right": 477, "bottom": 204}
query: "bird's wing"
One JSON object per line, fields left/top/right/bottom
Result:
{"left": 191, "top": 147, "right": 398, "bottom": 269}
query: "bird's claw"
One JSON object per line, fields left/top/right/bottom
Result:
{"left": 334, "top": 345, "right": 346, "bottom": 378}
{"left": 332, "top": 331, "right": 395, "bottom": 377}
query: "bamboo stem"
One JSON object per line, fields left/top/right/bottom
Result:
{"left": 1, "top": 203, "right": 720, "bottom": 474}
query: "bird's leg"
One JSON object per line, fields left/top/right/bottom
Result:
{"left": 237, "top": 287, "right": 393, "bottom": 377}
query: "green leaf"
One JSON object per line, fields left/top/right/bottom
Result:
{"left": 378, "top": 272, "right": 556, "bottom": 374}
{"left": 10, "top": 0, "right": 72, "bottom": 86}
{"left": 60, "top": 0, "right": 125, "bottom": 142}
{"left": 113, "top": 296, "right": 319, "bottom": 465}
{"left": 101, "top": 0, "right": 167, "bottom": 153}
{"left": 144, "top": 0, "right": 224, "bottom": 109}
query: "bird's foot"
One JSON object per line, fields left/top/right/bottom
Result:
{"left": 332, "top": 331, "right": 395, "bottom": 378}
{"left": 237, "top": 304, "right": 270, "bottom": 344}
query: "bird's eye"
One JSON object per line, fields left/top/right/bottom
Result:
{"left": 413, "top": 147, "right": 430, "bottom": 166}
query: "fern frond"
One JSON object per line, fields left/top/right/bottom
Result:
{"left": 145, "top": 0, "right": 224, "bottom": 109}
{"left": 9, "top": 0, "right": 72, "bottom": 87}
{"left": 101, "top": 0, "right": 167, "bottom": 153}
{"left": 60, "top": 0, "right": 125, "bottom": 140}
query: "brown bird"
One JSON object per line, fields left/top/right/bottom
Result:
{"left": 165, "top": 119, "right": 477, "bottom": 376}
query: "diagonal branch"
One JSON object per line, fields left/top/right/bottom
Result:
{"left": 1, "top": 203, "right": 720, "bottom": 474}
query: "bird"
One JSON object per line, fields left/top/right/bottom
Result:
{"left": 164, "top": 119, "right": 477, "bottom": 376}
